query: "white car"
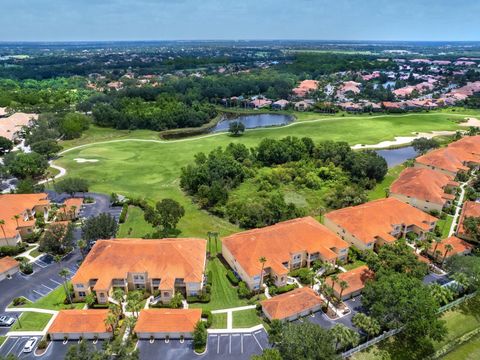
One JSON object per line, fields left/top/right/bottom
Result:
{"left": 23, "top": 337, "right": 38, "bottom": 353}
{"left": 0, "top": 316, "right": 15, "bottom": 326}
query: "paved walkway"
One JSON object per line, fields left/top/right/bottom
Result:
{"left": 212, "top": 305, "right": 257, "bottom": 331}
{"left": 207, "top": 324, "right": 264, "bottom": 334}
{"left": 37, "top": 162, "right": 66, "bottom": 185}
{"left": 5, "top": 307, "right": 58, "bottom": 315}
{"left": 449, "top": 181, "right": 468, "bottom": 237}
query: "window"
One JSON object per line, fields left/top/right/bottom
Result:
{"left": 163, "top": 292, "right": 170, "bottom": 297}
{"left": 76, "top": 284, "right": 84, "bottom": 289}
{"left": 99, "top": 293, "right": 105, "bottom": 298}
{"left": 78, "top": 292, "right": 86, "bottom": 297}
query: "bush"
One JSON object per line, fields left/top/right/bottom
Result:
{"left": 20, "top": 261, "right": 33, "bottom": 275}
{"left": 0, "top": 244, "right": 27, "bottom": 257}
{"left": 202, "top": 310, "right": 213, "bottom": 328}
{"left": 12, "top": 297, "right": 27, "bottom": 306}
{"left": 226, "top": 270, "right": 240, "bottom": 286}
{"left": 37, "top": 339, "right": 48, "bottom": 350}
{"left": 237, "top": 281, "right": 253, "bottom": 299}
{"left": 269, "top": 283, "right": 298, "bottom": 296}
{"left": 289, "top": 268, "right": 313, "bottom": 285}
{"left": 119, "top": 204, "right": 129, "bottom": 223}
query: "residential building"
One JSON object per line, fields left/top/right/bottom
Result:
{"left": 0, "top": 112, "right": 38, "bottom": 141}
{"left": 222, "top": 217, "right": 349, "bottom": 290}
{"left": 71, "top": 238, "right": 207, "bottom": 304}
{"left": 390, "top": 167, "right": 458, "bottom": 213}
{"left": 0, "top": 256, "right": 19, "bottom": 281}
{"left": 260, "top": 287, "right": 323, "bottom": 321}
{"left": 249, "top": 99, "right": 272, "bottom": 109}
{"left": 427, "top": 236, "right": 474, "bottom": 260}
{"left": 134, "top": 309, "right": 202, "bottom": 339}
{"left": 292, "top": 80, "right": 319, "bottom": 97}
{"left": 294, "top": 100, "right": 314, "bottom": 111}
{"left": 324, "top": 198, "right": 438, "bottom": 251}
{"left": 327, "top": 265, "right": 374, "bottom": 300}
{"left": 272, "top": 99, "right": 289, "bottom": 110}
{"left": 0, "top": 193, "right": 50, "bottom": 247}
{"left": 62, "top": 198, "right": 84, "bottom": 220}
{"left": 415, "top": 136, "right": 480, "bottom": 177}
{"left": 457, "top": 201, "right": 480, "bottom": 241}
{"left": 47, "top": 310, "right": 113, "bottom": 340}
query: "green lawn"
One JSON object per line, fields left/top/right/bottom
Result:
{"left": 18, "top": 284, "right": 85, "bottom": 310}
{"left": 29, "top": 248, "right": 43, "bottom": 258}
{"left": 367, "top": 164, "right": 405, "bottom": 201}
{"left": 56, "top": 111, "right": 475, "bottom": 238}
{"left": 211, "top": 313, "right": 228, "bottom": 329}
{"left": 10, "top": 312, "right": 52, "bottom": 331}
{"left": 441, "top": 335, "right": 480, "bottom": 360}
{"left": 191, "top": 257, "right": 248, "bottom": 311}
{"left": 0, "top": 336, "right": 6, "bottom": 347}
{"left": 117, "top": 206, "right": 154, "bottom": 238}
{"left": 437, "top": 215, "right": 454, "bottom": 239}
{"left": 343, "top": 259, "right": 367, "bottom": 271}
{"left": 232, "top": 309, "right": 261, "bottom": 328}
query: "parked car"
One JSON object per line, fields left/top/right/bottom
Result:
{"left": 0, "top": 316, "right": 15, "bottom": 326}
{"left": 23, "top": 337, "right": 38, "bottom": 353}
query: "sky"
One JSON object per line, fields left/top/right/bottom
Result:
{"left": 0, "top": 0, "right": 479, "bottom": 42}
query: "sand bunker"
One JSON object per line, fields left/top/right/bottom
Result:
{"left": 73, "top": 158, "right": 99, "bottom": 163}
{"left": 351, "top": 131, "right": 456, "bottom": 150}
{"left": 459, "top": 117, "right": 480, "bottom": 127}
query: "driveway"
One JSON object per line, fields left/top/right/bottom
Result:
{"left": 137, "top": 330, "right": 270, "bottom": 360}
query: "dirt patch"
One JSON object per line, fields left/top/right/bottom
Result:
{"left": 73, "top": 158, "right": 99, "bottom": 163}
{"left": 459, "top": 117, "right": 480, "bottom": 127}
{"left": 351, "top": 130, "right": 456, "bottom": 149}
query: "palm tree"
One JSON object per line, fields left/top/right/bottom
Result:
{"left": 112, "top": 288, "right": 125, "bottom": 317}
{"left": 59, "top": 268, "right": 72, "bottom": 304}
{"left": 432, "top": 237, "right": 442, "bottom": 257}
{"left": 429, "top": 283, "right": 454, "bottom": 306}
{"left": 442, "top": 244, "right": 454, "bottom": 265}
{"left": 70, "top": 205, "right": 77, "bottom": 220}
{"left": 434, "top": 250, "right": 443, "bottom": 263}
{"left": 12, "top": 215, "right": 20, "bottom": 228}
{"left": 104, "top": 311, "right": 117, "bottom": 336}
{"left": 338, "top": 280, "right": 349, "bottom": 301}
{"left": 331, "top": 324, "right": 360, "bottom": 351}
{"left": 353, "top": 313, "right": 381, "bottom": 340}
{"left": 452, "top": 272, "right": 470, "bottom": 294}
{"left": 0, "top": 219, "right": 7, "bottom": 241}
{"left": 77, "top": 239, "right": 87, "bottom": 260}
{"left": 258, "top": 256, "right": 267, "bottom": 297}
{"left": 330, "top": 274, "right": 339, "bottom": 288}
{"left": 324, "top": 285, "right": 334, "bottom": 313}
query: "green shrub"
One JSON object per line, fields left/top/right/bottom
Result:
{"left": 119, "top": 204, "right": 129, "bottom": 223}
{"left": 202, "top": 310, "right": 213, "bottom": 328}
{"left": 226, "top": 270, "right": 240, "bottom": 286}
{"left": 37, "top": 339, "right": 48, "bottom": 350}
{"left": 237, "top": 281, "right": 252, "bottom": 299}
{"left": 13, "top": 297, "right": 27, "bottom": 306}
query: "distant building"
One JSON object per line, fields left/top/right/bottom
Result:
{"left": 249, "top": 99, "right": 272, "bottom": 109}
{"left": 292, "top": 80, "right": 319, "bottom": 97}
{"left": 390, "top": 167, "right": 459, "bottom": 213}
{"left": 324, "top": 198, "right": 438, "bottom": 251}
{"left": 457, "top": 201, "right": 480, "bottom": 241}
{"left": 272, "top": 99, "right": 289, "bottom": 110}
{"left": 427, "top": 236, "right": 474, "bottom": 260}
{"left": 134, "top": 309, "right": 202, "bottom": 339}
{"left": 0, "top": 256, "right": 20, "bottom": 282}
{"left": 327, "top": 265, "right": 374, "bottom": 300}
{"left": 294, "top": 100, "right": 314, "bottom": 111}
{"left": 48, "top": 310, "right": 113, "bottom": 340}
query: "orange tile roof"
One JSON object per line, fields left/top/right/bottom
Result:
{"left": 0, "top": 193, "right": 50, "bottom": 238}
{"left": 134, "top": 309, "right": 201, "bottom": 333}
{"left": 48, "top": 310, "right": 111, "bottom": 334}
{"left": 222, "top": 217, "right": 349, "bottom": 278}
{"left": 325, "top": 198, "right": 438, "bottom": 245}
{"left": 416, "top": 136, "right": 480, "bottom": 174}
{"left": 64, "top": 198, "right": 83, "bottom": 209}
{"left": 457, "top": 201, "right": 480, "bottom": 238}
{"left": 327, "top": 266, "right": 374, "bottom": 297}
{"left": 260, "top": 287, "right": 323, "bottom": 320}
{"left": 71, "top": 238, "right": 206, "bottom": 291}
{"left": 429, "top": 236, "right": 474, "bottom": 257}
{"left": 0, "top": 112, "right": 38, "bottom": 140}
{"left": 0, "top": 256, "right": 19, "bottom": 274}
{"left": 390, "top": 167, "right": 458, "bottom": 205}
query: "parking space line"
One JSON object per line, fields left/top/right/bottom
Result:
{"left": 229, "top": 335, "right": 231, "bottom": 354}
{"left": 50, "top": 278, "right": 61, "bottom": 285}
{"left": 42, "top": 284, "right": 53, "bottom": 291}
{"left": 33, "top": 289, "right": 46, "bottom": 297}
{"left": 5, "top": 337, "right": 19, "bottom": 355}
{"left": 241, "top": 334, "right": 243, "bottom": 354}
{"left": 216, "top": 335, "right": 220, "bottom": 354}
{"left": 253, "top": 333, "right": 263, "bottom": 351}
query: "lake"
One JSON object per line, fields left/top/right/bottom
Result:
{"left": 376, "top": 146, "right": 418, "bottom": 168}
{"left": 211, "top": 113, "right": 293, "bottom": 133}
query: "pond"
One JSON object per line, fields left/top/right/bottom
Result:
{"left": 376, "top": 146, "right": 418, "bottom": 168}
{"left": 210, "top": 113, "right": 293, "bottom": 133}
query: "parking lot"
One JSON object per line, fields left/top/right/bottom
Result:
{"left": 0, "top": 336, "right": 42, "bottom": 359}
{"left": 137, "top": 330, "right": 270, "bottom": 360}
